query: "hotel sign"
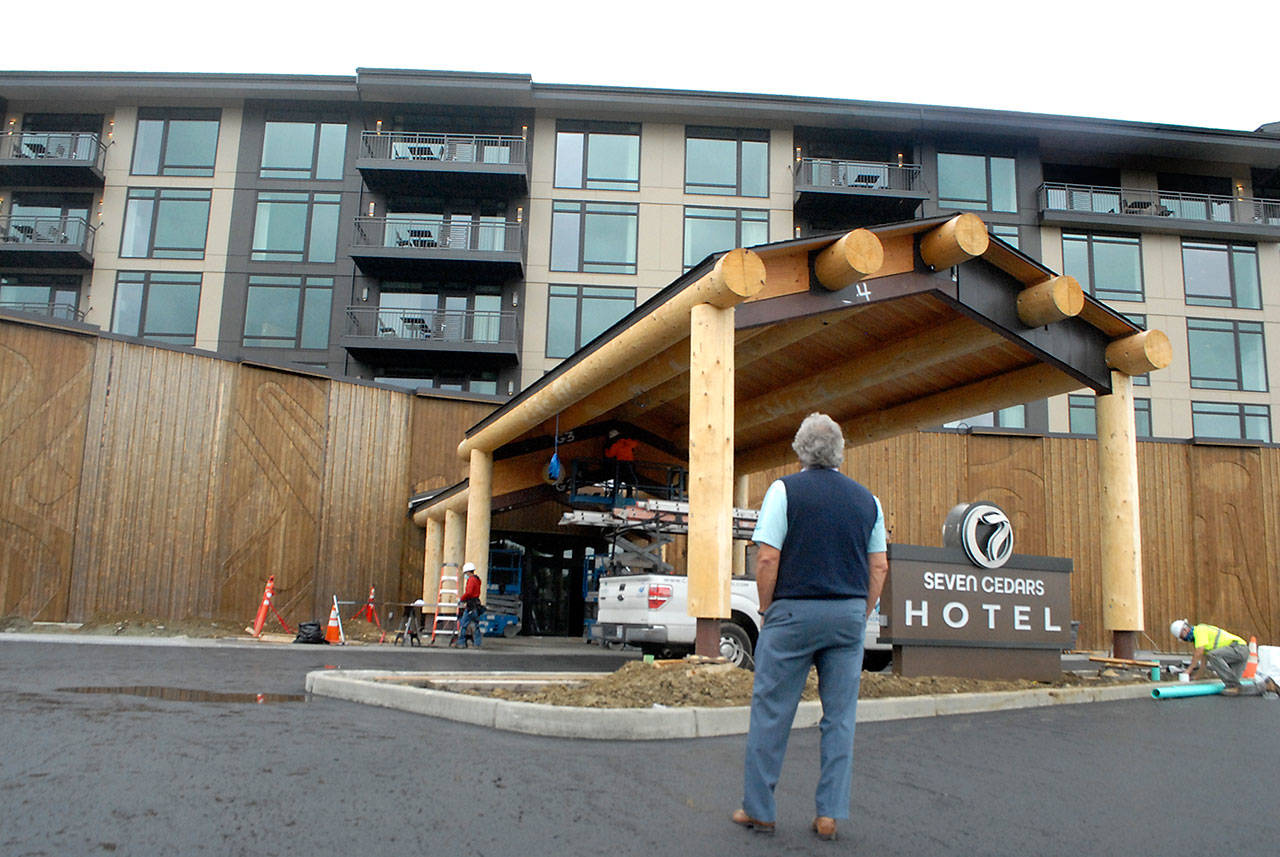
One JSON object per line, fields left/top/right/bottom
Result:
{"left": 883, "top": 502, "right": 1073, "bottom": 680}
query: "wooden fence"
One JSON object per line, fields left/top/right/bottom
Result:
{"left": 0, "top": 315, "right": 491, "bottom": 627}
{"left": 2, "top": 314, "right": 1277, "bottom": 650}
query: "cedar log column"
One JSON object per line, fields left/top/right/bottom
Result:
{"left": 442, "top": 508, "right": 466, "bottom": 608}
{"left": 688, "top": 301, "right": 736, "bottom": 657}
{"left": 1097, "top": 371, "right": 1143, "bottom": 659}
{"left": 464, "top": 449, "right": 493, "bottom": 600}
{"left": 423, "top": 515, "right": 445, "bottom": 607}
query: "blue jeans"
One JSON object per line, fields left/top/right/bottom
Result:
{"left": 457, "top": 605, "right": 483, "bottom": 647}
{"left": 743, "top": 597, "right": 866, "bottom": 823}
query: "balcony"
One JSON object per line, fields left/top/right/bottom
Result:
{"left": 356, "top": 131, "right": 528, "bottom": 195}
{"left": 794, "top": 158, "right": 928, "bottom": 224}
{"left": 0, "top": 300, "right": 86, "bottom": 323}
{"left": 349, "top": 216, "right": 523, "bottom": 280}
{"left": 0, "top": 132, "right": 107, "bottom": 186}
{"left": 1038, "top": 183, "right": 1280, "bottom": 240}
{"left": 0, "top": 216, "right": 96, "bottom": 268}
{"left": 341, "top": 306, "right": 519, "bottom": 361}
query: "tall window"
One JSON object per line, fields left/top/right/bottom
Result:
{"left": 111, "top": 271, "right": 202, "bottom": 345}
{"left": 1062, "top": 232, "right": 1143, "bottom": 302}
{"left": 1182, "top": 241, "right": 1261, "bottom": 309}
{"left": 937, "top": 153, "right": 1017, "bottom": 212}
{"left": 550, "top": 201, "right": 637, "bottom": 274}
{"left": 251, "top": 192, "right": 342, "bottom": 262}
{"left": 1192, "top": 402, "right": 1271, "bottom": 443}
{"left": 1186, "top": 318, "right": 1267, "bottom": 391}
{"left": 242, "top": 275, "right": 333, "bottom": 349}
{"left": 683, "top": 207, "right": 768, "bottom": 269}
{"left": 554, "top": 121, "right": 640, "bottom": 191}
{"left": 131, "top": 109, "right": 220, "bottom": 176}
{"left": 120, "top": 188, "right": 211, "bottom": 259}
{"left": 685, "top": 127, "right": 768, "bottom": 197}
{"left": 260, "top": 121, "right": 346, "bottom": 180}
{"left": 546, "top": 285, "right": 635, "bottom": 359}
{"left": 1067, "top": 394, "right": 1152, "bottom": 438}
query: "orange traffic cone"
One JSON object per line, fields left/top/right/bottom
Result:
{"left": 1243, "top": 636, "right": 1259, "bottom": 679}
{"left": 325, "top": 596, "right": 345, "bottom": 645}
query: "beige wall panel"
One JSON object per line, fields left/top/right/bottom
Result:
{"left": 0, "top": 321, "right": 96, "bottom": 620}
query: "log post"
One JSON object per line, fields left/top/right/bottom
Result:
{"left": 423, "top": 515, "right": 445, "bottom": 606}
{"left": 1017, "top": 275, "right": 1084, "bottom": 327}
{"left": 1097, "top": 370, "right": 1144, "bottom": 659}
{"left": 919, "top": 212, "right": 989, "bottom": 270}
{"left": 464, "top": 448, "right": 493, "bottom": 599}
{"left": 688, "top": 301, "right": 735, "bottom": 657}
{"left": 814, "top": 228, "right": 884, "bottom": 290}
{"left": 442, "top": 508, "right": 466, "bottom": 604}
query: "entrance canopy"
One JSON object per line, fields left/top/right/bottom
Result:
{"left": 411, "top": 213, "right": 1170, "bottom": 651}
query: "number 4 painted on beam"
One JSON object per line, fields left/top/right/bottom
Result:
{"left": 854, "top": 282, "right": 871, "bottom": 302}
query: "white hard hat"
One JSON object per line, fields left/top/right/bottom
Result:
{"left": 462, "top": 561, "right": 476, "bottom": 573}
{"left": 1170, "top": 619, "right": 1190, "bottom": 638}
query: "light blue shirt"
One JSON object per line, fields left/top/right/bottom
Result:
{"left": 752, "top": 478, "right": 886, "bottom": 553}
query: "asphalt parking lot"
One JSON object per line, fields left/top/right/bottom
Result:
{"left": 1, "top": 635, "right": 1276, "bottom": 857}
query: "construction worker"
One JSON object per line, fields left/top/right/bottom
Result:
{"left": 454, "top": 562, "right": 484, "bottom": 649}
{"left": 1170, "top": 619, "right": 1249, "bottom": 693}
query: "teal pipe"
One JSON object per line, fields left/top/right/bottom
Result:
{"left": 1151, "top": 679, "right": 1256, "bottom": 699}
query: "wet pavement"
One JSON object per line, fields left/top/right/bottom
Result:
{"left": 1, "top": 635, "right": 1276, "bottom": 856}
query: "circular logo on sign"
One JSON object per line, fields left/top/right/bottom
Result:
{"left": 959, "top": 502, "right": 1014, "bottom": 568}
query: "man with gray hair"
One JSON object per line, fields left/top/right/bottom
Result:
{"left": 732, "top": 412, "right": 888, "bottom": 842}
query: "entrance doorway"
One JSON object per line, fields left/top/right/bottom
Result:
{"left": 493, "top": 533, "right": 603, "bottom": 637}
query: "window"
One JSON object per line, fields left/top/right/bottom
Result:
{"left": 8, "top": 193, "right": 91, "bottom": 245}
{"left": 1182, "top": 241, "right": 1261, "bottom": 309}
{"left": 260, "top": 121, "right": 346, "bottom": 179}
{"left": 376, "top": 286, "right": 504, "bottom": 343}
{"left": 1067, "top": 394, "right": 1152, "bottom": 438}
{"left": 683, "top": 207, "right": 768, "bottom": 269}
{"left": 550, "top": 201, "right": 637, "bottom": 274}
{"left": 131, "top": 109, "right": 220, "bottom": 176}
{"left": 1192, "top": 402, "right": 1271, "bottom": 443}
{"left": 685, "top": 127, "right": 768, "bottom": 197}
{"left": 990, "top": 224, "right": 1019, "bottom": 249}
{"left": 251, "top": 192, "right": 342, "bottom": 262}
{"left": 1186, "top": 318, "right": 1267, "bottom": 391}
{"left": 374, "top": 371, "right": 499, "bottom": 395}
{"left": 1062, "top": 232, "right": 1143, "bottom": 302}
{"left": 554, "top": 121, "right": 640, "bottom": 191}
{"left": 381, "top": 211, "right": 508, "bottom": 252}
{"left": 0, "top": 274, "right": 81, "bottom": 320}
{"left": 937, "top": 153, "right": 1017, "bottom": 212}
{"left": 120, "top": 188, "right": 211, "bottom": 259}
{"left": 242, "top": 275, "right": 333, "bottom": 349}
{"left": 944, "top": 405, "right": 1026, "bottom": 430}
{"left": 111, "top": 271, "right": 202, "bottom": 345}
{"left": 546, "top": 285, "right": 635, "bottom": 359}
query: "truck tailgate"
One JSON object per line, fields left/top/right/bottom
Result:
{"left": 597, "top": 577, "right": 660, "bottom": 624}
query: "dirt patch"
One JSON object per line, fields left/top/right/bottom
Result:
{"left": 484, "top": 659, "right": 1151, "bottom": 709}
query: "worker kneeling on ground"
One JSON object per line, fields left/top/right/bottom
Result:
{"left": 1170, "top": 619, "right": 1250, "bottom": 694}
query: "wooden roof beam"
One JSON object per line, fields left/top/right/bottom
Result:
{"left": 815, "top": 228, "right": 884, "bottom": 290}
{"left": 919, "top": 213, "right": 989, "bottom": 270}
{"left": 1017, "top": 275, "right": 1084, "bottom": 327}
{"left": 1106, "top": 329, "right": 1173, "bottom": 376}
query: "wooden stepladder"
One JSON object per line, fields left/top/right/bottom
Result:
{"left": 428, "top": 562, "right": 461, "bottom": 646}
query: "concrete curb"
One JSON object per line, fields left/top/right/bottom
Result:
{"left": 305, "top": 669, "right": 1158, "bottom": 739}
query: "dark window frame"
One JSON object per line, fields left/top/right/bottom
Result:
{"left": 682, "top": 206, "right": 769, "bottom": 269}
{"left": 1062, "top": 231, "right": 1144, "bottom": 302}
{"left": 131, "top": 108, "right": 221, "bottom": 177}
{"left": 260, "top": 119, "right": 347, "bottom": 180}
{"left": 119, "top": 187, "right": 212, "bottom": 260}
{"left": 1186, "top": 317, "right": 1268, "bottom": 392}
{"left": 242, "top": 274, "right": 334, "bottom": 350}
{"left": 1191, "top": 401, "right": 1271, "bottom": 443}
{"left": 684, "top": 126, "right": 769, "bottom": 197}
{"left": 545, "top": 284, "right": 636, "bottom": 359}
{"left": 250, "top": 190, "right": 343, "bottom": 263}
{"left": 549, "top": 200, "right": 638, "bottom": 274}
{"left": 111, "top": 270, "right": 203, "bottom": 345}
{"left": 937, "top": 151, "right": 1017, "bottom": 212}
{"left": 553, "top": 120, "right": 641, "bottom": 192}
{"left": 1181, "top": 240, "right": 1261, "bottom": 309}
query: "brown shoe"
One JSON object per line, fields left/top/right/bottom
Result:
{"left": 812, "top": 817, "right": 838, "bottom": 841}
{"left": 731, "top": 809, "right": 775, "bottom": 835}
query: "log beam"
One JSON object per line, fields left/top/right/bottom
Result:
{"left": 457, "top": 249, "right": 765, "bottom": 460}
{"left": 1017, "top": 275, "right": 1084, "bottom": 327}
{"left": 464, "top": 449, "right": 493, "bottom": 599}
{"left": 919, "top": 213, "right": 989, "bottom": 270}
{"left": 815, "top": 228, "right": 885, "bottom": 290}
{"left": 687, "top": 301, "right": 735, "bottom": 656}
{"left": 1106, "top": 330, "right": 1173, "bottom": 376}
{"left": 1096, "top": 371, "right": 1145, "bottom": 650}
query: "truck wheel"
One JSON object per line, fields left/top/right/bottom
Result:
{"left": 720, "top": 621, "right": 754, "bottom": 670}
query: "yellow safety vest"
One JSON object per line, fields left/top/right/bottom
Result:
{"left": 1192, "top": 624, "right": 1245, "bottom": 651}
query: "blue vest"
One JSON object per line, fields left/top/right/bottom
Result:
{"left": 774, "top": 468, "right": 878, "bottom": 600}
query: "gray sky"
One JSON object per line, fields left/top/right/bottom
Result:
{"left": 14, "top": 0, "right": 1275, "bottom": 132}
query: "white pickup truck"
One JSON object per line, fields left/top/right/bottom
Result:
{"left": 594, "top": 573, "right": 890, "bottom": 671}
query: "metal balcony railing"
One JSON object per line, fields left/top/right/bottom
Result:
{"left": 0, "top": 215, "right": 96, "bottom": 252}
{"left": 344, "top": 306, "right": 519, "bottom": 346}
{"left": 351, "top": 216, "right": 522, "bottom": 254}
{"left": 359, "top": 131, "right": 527, "bottom": 166}
{"left": 795, "top": 158, "right": 923, "bottom": 192}
{"left": 2, "top": 131, "right": 107, "bottom": 169}
{"left": 1039, "top": 183, "right": 1280, "bottom": 227}
{"left": 0, "top": 301, "right": 85, "bottom": 322}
